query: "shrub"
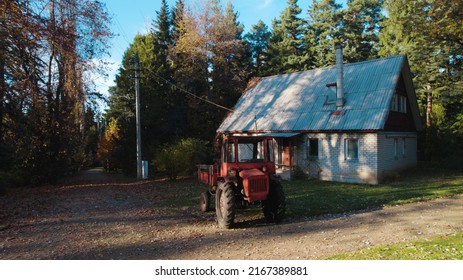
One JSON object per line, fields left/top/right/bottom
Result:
{"left": 291, "top": 166, "right": 308, "bottom": 180}
{"left": 382, "top": 171, "right": 401, "bottom": 182}
{"left": 153, "top": 138, "right": 212, "bottom": 180}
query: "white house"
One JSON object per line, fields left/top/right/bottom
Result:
{"left": 217, "top": 47, "right": 422, "bottom": 184}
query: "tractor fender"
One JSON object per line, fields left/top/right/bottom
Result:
{"left": 217, "top": 176, "right": 238, "bottom": 187}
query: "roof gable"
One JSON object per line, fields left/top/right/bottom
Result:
{"left": 218, "top": 55, "right": 422, "bottom": 133}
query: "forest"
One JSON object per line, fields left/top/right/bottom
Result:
{"left": 1, "top": 0, "right": 462, "bottom": 186}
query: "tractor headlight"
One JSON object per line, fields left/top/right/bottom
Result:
{"left": 227, "top": 168, "right": 236, "bottom": 177}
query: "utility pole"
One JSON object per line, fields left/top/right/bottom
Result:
{"left": 133, "top": 54, "right": 142, "bottom": 180}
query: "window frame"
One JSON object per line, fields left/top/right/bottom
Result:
{"left": 307, "top": 138, "right": 319, "bottom": 159}
{"left": 344, "top": 138, "right": 359, "bottom": 161}
{"left": 393, "top": 138, "right": 399, "bottom": 160}
{"left": 390, "top": 93, "right": 407, "bottom": 113}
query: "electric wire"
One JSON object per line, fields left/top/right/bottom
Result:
{"left": 152, "top": 73, "right": 234, "bottom": 112}
{"left": 103, "top": 0, "right": 132, "bottom": 46}
{"left": 103, "top": 0, "right": 233, "bottom": 113}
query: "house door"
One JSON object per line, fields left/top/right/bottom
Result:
{"left": 283, "top": 146, "right": 292, "bottom": 166}
{"left": 279, "top": 139, "right": 294, "bottom": 168}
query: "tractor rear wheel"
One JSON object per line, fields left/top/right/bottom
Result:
{"left": 262, "top": 180, "right": 286, "bottom": 223}
{"left": 200, "top": 191, "right": 211, "bottom": 212}
{"left": 216, "top": 183, "right": 236, "bottom": 229}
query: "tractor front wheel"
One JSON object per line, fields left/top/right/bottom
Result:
{"left": 215, "top": 183, "right": 236, "bottom": 229}
{"left": 262, "top": 180, "right": 286, "bottom": 223}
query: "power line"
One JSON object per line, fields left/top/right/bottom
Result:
{"left": 153, "top": 73, "right": 234, "bottom": 112}
{"left": 101, "top": 0, "right": 232, "bottom": 113}
{"left": 103, "top": 0, "right": 132, "bottom": 45}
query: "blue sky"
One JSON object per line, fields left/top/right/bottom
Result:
{"left": 98, "top": 0, "right": 346, "bottom": 97}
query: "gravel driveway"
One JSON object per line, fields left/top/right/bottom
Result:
{"left": 1, "top": 168, "right": 462, "bottom": 259}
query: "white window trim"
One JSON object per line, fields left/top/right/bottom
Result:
{"left": 344, "top": 138, "right": 359, "bottom": 161}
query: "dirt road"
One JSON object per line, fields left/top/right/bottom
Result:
{"left": 1, "top": 168, "right": 462, "bottom": 259}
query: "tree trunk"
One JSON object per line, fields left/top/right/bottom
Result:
{"left": 0, "top": 53, "right": 4, "bottom": 139}
{"left": 426, "top": 84, "right": 432, "bottom": 128}
{"left": 0, "top": 8, "right": 6, "bottom": 140}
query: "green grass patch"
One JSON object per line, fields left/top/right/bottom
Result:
{"left": 283, "top": 168, "right": 463, "bottom": 218}
{"left": 153, "top": 167, "right": 463, "bottom": 222}
{"left": 152, "top": 179, "right": 201, "bottom": 209}
{"left": 328, "top": 233, "right": 463, "bottom": 260}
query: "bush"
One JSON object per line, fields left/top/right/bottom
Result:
{"left": 153, "top": 138, "right": 212, "bottom": 180}
{"left": 291, "top": 166, "right": 307, "bottom": 180}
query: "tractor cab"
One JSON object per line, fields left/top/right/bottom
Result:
{"left": 220, "top": 136, "right": 276, "bottom": 179}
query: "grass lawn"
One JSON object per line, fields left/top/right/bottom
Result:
{"left": 328, "top": 233, "right": 463, "bottom": 260}
{"left": 283, "top": 168, "right": 463, "bottom": 218}
{"left": 161, "top": 167, "right": 463, "bottom": 218}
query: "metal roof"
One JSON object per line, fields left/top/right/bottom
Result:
{"left": 218, "top": 55, "right": 421, "bottom": 133}
{"left": 261, "top": 132, "right": 301, "bottom": 138}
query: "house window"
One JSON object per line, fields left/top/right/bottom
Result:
{"left": 402, "top": 138, "right": 406, "bottom": 158}
{"left": 344, "top": 138, "right": 358, "bottom": 160}
{"left": 400, "top": 96, "right": 407, "bottom": 113}
{"left": 390, "top": 94, "right": 407, "bottom": 113}
{"left": 390, "top": 94, "right": 398, "bottom": 111}
{"left": 307, "top": 138, "right": 318, "bottom": 158}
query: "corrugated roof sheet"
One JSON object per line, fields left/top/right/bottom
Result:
{"left": 218, "top": 55, "right": 410, "bottom": 133}
{"left": 261, "top": 132, "right": 301, "bottom": 138}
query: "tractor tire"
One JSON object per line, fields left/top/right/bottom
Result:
{"left": 215, "top": 183, "right": 236, "bottom": 229}
{"left": 200, "top": 191, "right": 211, "bottom": 212}
{"left": 262, "top": 180, "right": 286, "bottom": 223}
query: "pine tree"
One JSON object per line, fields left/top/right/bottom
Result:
{"left": 307, "top": 0, "right": 343, "bottom": 67}
{"left": 168, "top": 0, "right": 250, "bottom": 141}
{"left": 425, "top": 0, "right": 463, "bottom": 141}
{"left": 266, "top": 0, "right": 308, "bottom": 74}
{"left": 210, "top": 1, "right": 250, "bottom": 108}
{"left": 380, "top": 0, "right": 463, "bottom": 159}
{"left": 245, "top": 20, "right": 271, "bottom": 76}
{"left": 342, "top": 0, "right": 383, "bottom": 62}
{"left": 151, "top": 0, "right": 186, "bottom": 142}
{"left": 169, "top": 1, "right": 210, "bottom": 140}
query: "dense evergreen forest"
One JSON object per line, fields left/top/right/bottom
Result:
{"left": 1, "top": 0, "right": 462, "bottom": 185}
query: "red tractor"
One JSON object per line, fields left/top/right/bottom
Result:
{"left": 198, "top": 135, "right": 285, "bottom": 228}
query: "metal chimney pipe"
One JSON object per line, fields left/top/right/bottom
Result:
{"left": 335, "top": 45, "right": 344, "bottom": 108}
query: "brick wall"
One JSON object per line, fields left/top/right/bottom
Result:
{"left": 377, "top": 132, "right": 417, "bottom": 181}
{"left": 294, "top": 132, "right": 417, "bottom": 184}
{"left": 296, "top": 133, "right": 379, "bottom": 184}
